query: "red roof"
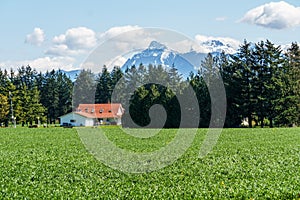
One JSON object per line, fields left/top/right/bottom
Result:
{"left": 76, "top": 104, "right": 124, "bottom": 119}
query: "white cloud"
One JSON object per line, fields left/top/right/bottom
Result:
{"left": 81, "top": 55, "right": 128, "bottom": 72}
{"left": 25, "top": 28, "right": 45, "bottom": 46}
{"left": 170, "top": 39, "right": 207, "bottom": 53}
{"left": 0, "top": 56, "right": 77, "bottom": 72}
{"left": 98, "top": 25, "right": 141, "bottom": 41}
{"left": 97, "top": 25, "right": 152, "bottom": 52}
{"left": 82, "top": 26, "right": 158, "bottom": 72}
{"left": 47, "top": 27, "right": 97, "bottom": 56}
{"left": 43, "top": 26, "right": 145, "bottom": 72}
{"left": 239, "top": 1, "right": 300, "bottom": 29}
{"left": 45, "top": 44, "right": 86, "bottom": 56}
{"left": 54, "top": 27, "right": 97, "bottom": 49}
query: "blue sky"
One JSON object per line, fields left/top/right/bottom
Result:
{"left": 1, "top": 0, "right": 300, "bottom": 72}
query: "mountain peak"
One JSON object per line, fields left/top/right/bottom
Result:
{"left": 148, "top": 41, "right": 167, "bottom": 50}
{"left": 203, "top": 40, "right": 224, "bottom": 47}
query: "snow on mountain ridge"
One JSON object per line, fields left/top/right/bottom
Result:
{"left": 120, "top": 39, "right": 240, "bottom": 78}
{"left": 195, "top": 35, "right": 240, "bottom": 54}
{"left": 199, "top": 39, "right": 238, "bottom": 54}
{"left": 121, "top": 41, "right": 201, "bottom": 78}
{"left": 148, "top": 41, "right": 167, "bottom": 50}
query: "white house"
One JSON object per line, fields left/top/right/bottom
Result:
{"left": 59, "top": 103, "right": 124, "bottom": 127}
{"left": 59, "top": 112, "right": 95, "bottom": 127}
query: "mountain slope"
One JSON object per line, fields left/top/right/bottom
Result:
{"left": 121, "top": 41, "right": 196, "bottom": 78}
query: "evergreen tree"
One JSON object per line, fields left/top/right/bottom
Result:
{"left": 252, "top": 40, "right": 284, "bottom": 127}
{"left": 38, "top": 69, "right": 73, "bottom": 124}
{"left": 16, "top": 65, "right": 38, "bottom": 89}
{"left": 0, "top": 69, "right": 12, "bottom": 94}
{"left": 167, "top": 64, "right": 183, "bottom": 93}
{"left": 189, "top": 70, "right": 210, "bottom": 127}
{"left": 0, "top": 94, "right": 9, "bottom": 123}
{"left": 218, "top": 52, "right": 241, "bottom": 127}
{"left": 57, "top": 70, "right": 73, "bottom": 117}
{"left": 263, "top": 40, "right": 284, "bottom": 127}
{"left": 15, "top": 85, "right": 30, "bottom": 126}
{"left": 278, "top": 43, "right": 300, "bottom": 126}
{"left": 110, "top": 66, "right": 123, "bottom": 90}
{"left": 124, "top": 65, "right": 182, "bottom": 128}
{"left": 230, "top": 41, "right": 256, "bottom": 127}
{"left": 95, "top": 66, "right": 112, "bottom": 103}
{"left": 41, "top": 70, "right": 59, "bottom": 124}
{"left": 26, "top": 86, "right": 46, "bottom": 125}
{"left": 73, "top": 69, "right": 96, "bottom": 108}
{"left": 196, "top": 53, "right": 222, "bottom": 127}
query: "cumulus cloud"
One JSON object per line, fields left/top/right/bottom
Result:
{"left": 54, "top": 27, "right": 97, "bottom": 49}
{"left": 0, "top": 56, "right": 77, "bottom": 72}
{"left": 98, "top": 25, "right": 141, "bottom": 41}
{"left": 25, "top": 28, "right": 45, "bottom": 46}
{"left": 45, "top": 44, "right": 86, "bottom": 56}
{"left": 170, "top": 39, "right": 206, "bottom": 53}
{"left": 81, "top": 55, "right": 128, "bottom": 72}
{"left": 239, "top": 1, "right": 300, "bottom": 29}
{"left": 47, "top": 26, "right": 141, "bottom": 57}
{"left": 97, "top": 25, "right": 153, "bottom": 52}
{"left": 46, "top": 27, "right": 97, "bottom": 56}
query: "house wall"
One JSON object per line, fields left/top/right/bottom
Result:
{"left": 60, "top": 113, "right": 94, "bottom": 127}
{"left": 116, "top": 118, "right": 122, "bottom": 125}
{"left": 100, "top": 117, "right": 122, "bottom": 125}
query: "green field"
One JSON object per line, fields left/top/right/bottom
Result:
{"left": 0, "top": 127, "right": 299, "bottom": 199}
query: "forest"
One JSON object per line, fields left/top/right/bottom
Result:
{"left": 0, "top": 40, "right": 299, "bottom": 128}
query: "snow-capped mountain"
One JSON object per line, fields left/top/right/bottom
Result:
{"left": 121, "top": 41, "right": 196, "bottom": 78}
{"left": 121, "top": 40, "right": 236, "bottom": 78}
{"left": 61, "top": 39, "right": 238, "bottom": 81}
{"left": 199, "top": 39, "right": 238, "bottom": 55}
{"left": 180, "top": 51, "right": 207, "bottom": 72}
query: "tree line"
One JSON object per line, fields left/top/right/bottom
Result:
{"left": 0, "top": 67, "right": 73, "bottom": 126}
{"left": 0, "top": 39, "right": 299, "bottom": 127}
{"left": 75, "top": 39, "right": 299, "bottom": 128}
{"left": 192, "top": 40, "right": 299, "bottom": 127}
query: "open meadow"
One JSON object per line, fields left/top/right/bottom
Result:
{"left": 0, "top": 127, "right": 299, "bottom": 199}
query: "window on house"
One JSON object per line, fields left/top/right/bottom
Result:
{"left": 108, "top": 110, "right": 112, "bottom": 113}
{"left": 91, "top": 109, "right": 95, "bottom": 113}
{"left": 70, "top": 119, "right": 76, "bottom": 123}
{"left": 85, "top": 108, "right": 88, "bottom": 112}
{"left": 100, "top": 108, "right": 104, "bottom": 113}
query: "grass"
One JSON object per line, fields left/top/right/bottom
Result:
{"left": 0, "top": 127, "right": 299, "bottom": 199}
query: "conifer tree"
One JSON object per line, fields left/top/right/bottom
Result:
{"left": 73, "top": 69, "right": 96, "bottom": 108}
{"left": 95, "top": 66, "right": 112, "bottom": 103}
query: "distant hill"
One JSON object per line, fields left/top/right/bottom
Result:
{"left": 60, "top": 69, "right": 81, "bottom": 82}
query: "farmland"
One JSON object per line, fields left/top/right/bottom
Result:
{"left": 0, "top": 127, "right": 299, "bottom": 199}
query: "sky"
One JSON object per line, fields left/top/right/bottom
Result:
{"left": 1, "top": 0, "right": 300, "bottom": 72}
